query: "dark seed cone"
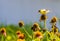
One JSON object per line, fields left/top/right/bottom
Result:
{"left": 40, "top": 14, "right": 47, "bottom": 21}
{"left": 18, "top": 34, "right": 25, "bottom": 39}
{"left": 16, "top": 31, "right": 21, "bottom": 35}
{"left": 18, "top": 21, "right": 24, "bottom": 27}
{"left": 42, "top": 28, "right": 47, "bottom": 33}
{"left": 0, "top": 28, "right": 6, "bottom": 34}
{"left": 53, "top": 39, "right": 56, "bottom": 41}
{"left": 1, "top": 29, "right": 5, "bottom": 34}
{"left": 31, "top": 27, "right": 40, "bottom": 31}
{"left": 33, "top": 24, "right": 38, "bottom": 28}
{"left": 0, "top": 28, "right": 6, "bottom": 37}
{"left": 17, "top": 32, "right": 20, "bottom": 35}
{"left": 50, "top": 16, "right": 57, "bottom": 24}
{"left": 34, "top": 31, "right": 43, "bottom": 38}
{"left": 31, "top": 27, "right": 37, "bottom": 31}
{"left": 35, "top": 33, "right": 41, "bottom": 38}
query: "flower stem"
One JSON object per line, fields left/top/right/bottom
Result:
{"left": 1, "top": 35, "right": 4, "bottom": 41}
{"left": 23, "top": 27, "right": 32, "bottom": 39}
{"left": 44, "top": 20, "right": 46, "bottom": 28}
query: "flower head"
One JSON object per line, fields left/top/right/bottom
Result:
{"left": 40, "top": 14, "right": 47, "bottom": 21}
{"left": 18, "top": 21, "right": 24, "bottom": 27}
{"left": 38, "top": 9, "right": 50, "bottom": 14}
{"left": 34, "top": 31, "right": 43, "bottom": 39}
{"left": 33, "top": 23, "right": 39, "bottom": 28}
{"left": 51, "top": 25, "right": 58, "bottom": 33}
{"left": 16, "top": 31, "right": 21, "bottom": 35}
{"left": 50, "top": 16, "right": 58, "bottom": 24}
{"left": 16, "top": 31, "right": 25, "bottom": 39}
{"left": 0, "top": 28, "right": 6, "bottom": 37}
{"left": 18, "top": 33, "right": 25, "bottom": 39}
{"left": 31, "top": 23, "right": 40, "bottom": 31}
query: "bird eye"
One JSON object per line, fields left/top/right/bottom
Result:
{"left": 38, "top": 10, "right": 40, "bottom": 12}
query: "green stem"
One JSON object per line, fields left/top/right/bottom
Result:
{"left": 44, "top": 20, "right": 46, "bottom": 28}
{"left": 1, "top": 36, "right": 4, "bottom": 41}
{"left": 46, "top": 31, "right": 48, "bottom": 41}
{"left": 7, "top": 28, "right": 14, "bottom": 33}
{"left": 32, "top": 32, "right": 34, "bottom": 40}
{"left": 23, "top": 27, "right": 32, "bottom": 39}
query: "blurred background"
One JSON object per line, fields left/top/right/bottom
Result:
{"left": 0, "top": 0, "right": 60, "bottom": 29}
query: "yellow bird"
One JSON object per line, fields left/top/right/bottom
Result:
{"left": 38, "top": 9, "right": 50, "bottom": 14}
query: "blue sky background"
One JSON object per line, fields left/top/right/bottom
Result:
{"left": 0, "top": 0, "right": 60, "bottom": 29}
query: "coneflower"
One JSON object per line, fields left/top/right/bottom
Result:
{"left": 31, "top": 23, "right": 40, "bottom": 31}
{"left": 51, "top": 25, "right": 58, "bottom": 33}
{"left": 18, "top": 21, "right": 32, "bottom": 39}
{"left": 40, "top": 14, "right": 47, "bottom": 21}
{"left": 18, "top": 21, "right": 24, "bottom": 27}
{"left": 16, "top": 31, "right": 21, "bottom": 35}
{"left": 18, "top": 33, "right": 25, "bottom": 39}
{"left": 33, "top": 31, "right": 43, "bottom": 39}
{"left": 0, "top": 28, "right": 6, "bottom": 37}
{"left": 16, "top": 31, "right": 25, "bottom": 41}
{"left": 50, "top": 16, "right": 58, "bottom": 25}
{"left": 50, "top": 16, "right": 58, "bottom": 34}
